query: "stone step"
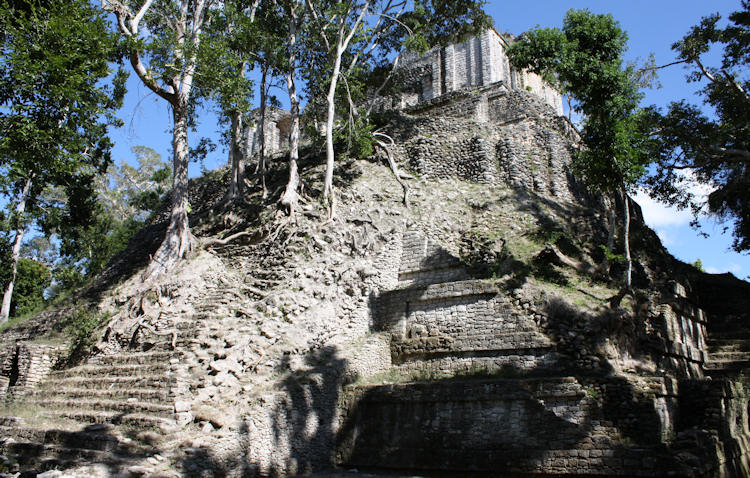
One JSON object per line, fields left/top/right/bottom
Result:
{"left": 707, "top": 351, "right": 750, "bottom": 362}
{"left": 44, "top": 409, "right": 177, "bottom": 431}
{"left": 709, "top": 332, "right": 750, "bottom": 340}
{"left": 0, "top": 441, "right": 113, "bottom": 469}
{"left": 26, "top": 387, "right": 172, "bottom": 403}
{"left": 48, "top": 362, "right": 170, "bottom": 379}
{"left": 27, "top": 398, "right": 174, "bottom": 417}
{"left": 40, "top": 375, "right": 175, "bottom": 390}
{"left": 0, "top": 425, "right": 146, "bottom": 454}
{"left": 707, "top": 339, "right": 750, "bottom": 352}
{"left": 703, "top": 360, "right": 750, "bottom": 371}
{"left": 88, "top": 350, "right": 175, "bottom": 366}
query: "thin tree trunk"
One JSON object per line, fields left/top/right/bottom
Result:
{"left": 144, "top": 104, "right": 193, "bottom": 278}
{"left": 227, "top": 61, "right": 248, "bottom": 203}
{"left": 322, "top": 5, "right": 368, "bottom": 219}
{"left": 280, "top": 11, "right": 301, "bottom": 216}
{"left": 606, "top": 202, "right": 616, "bottom": 253}
{"left": 323, "top": 49, "right": 343, "bottom": 218}
{"left": 227, "top": 109, "right": 245, "bottom": 202}
{"left": 1, "top": 176, "right": 32, "bottom": 323}
{"left": 257, "top": 64, "right": 269, "bottom": 199}
{"left": 608, "top": 188, "right": 633, "bottom": 309}
{"left": 622, "top": 187, "right": 632, "bottom": 289}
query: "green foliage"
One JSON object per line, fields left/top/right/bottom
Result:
{"left": 508, "top": 9, "right": 650, "bottom": 194}
{"left": 0, "top": 0, "right": 126, "bottom": 217}
{"left": 0, "top": 0, "right": 125, "bottom": 317}
{"left": 11, "top": 258, "right": 50, "bottom": 317}
{"left": 0, "top": 247, "right": 50, "bottom": 318}
{"left": 692, "top": 258, "right": 705, "bottom": 272}
{"left": 65, "top": 307, "right": 107, "bottom": 355}
{"left": 642, "top": 1, "right": 750, "bottom": 252}
{"left": 396, "top": 0, "right": 492, "bottom": 51}
{"left": 599, "top": 244, "right": 625, "bottom": 264}
{"left": 333, "top": 114, "right": 376, "bottom": 159}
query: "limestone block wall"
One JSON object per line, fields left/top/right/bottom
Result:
{"left": 677, "top": 380, "right": 750, "bottom": 477}
{"left": 247, "top": 108, "right": 291, "bottom": 156}
{"left": 389, "top": 87, "right": 577, "bottom": 203}
{"left": 397, "top": 230, "right": 468, "bottom": 286}
{"left": 397, "top": 29, "right": 563, "bottom": 115}
{"left": 0, "top": 307, "right": 72, "bottom": 387}
{"left": 2, "top": 343, "right": 65, "bottom": 400}
{"left": 652, "top": 302, "right": 707, "bottom": 377}
{"left": 375, "top": 230, "right": 558, "bottom": 373}
{"left": 337, "top": 377, "right": 687, "bottom": 477}
{"left": 377, "top": 281, "right": 554, "bottom": 363}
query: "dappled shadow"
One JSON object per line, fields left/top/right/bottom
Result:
{"left": 0, "top": 424, "right": 158, "bottom": 476}
{"left": 268, "top": 346, "right": 349, "bottom": 476}
{"left": 172, "top": 346, "right": 350, "bottom": 478}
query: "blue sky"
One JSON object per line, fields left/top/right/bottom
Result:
{"left": 109, "top": 0, "right": 749, "bottom": 280}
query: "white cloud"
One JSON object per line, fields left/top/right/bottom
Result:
{"left": 656, "top": 229, "right": 677, "bottom": 246}
{"left": 633, "top": 172, "right": 713, "bottom": 229}
{"left": 633, "top": 191, "right": 693, "bottom": 228}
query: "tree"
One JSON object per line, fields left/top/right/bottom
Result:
{"left": 644, "top": 1, "right": 750, "bottom": 252}
{"left": 103, "top": 0, "right": 212, "bottom": 278}
{"left": 98, "top": 146, "right": 172, "bottom": 223}
{"left": 0, "top": 246, "right": 51, "bottom": 319}
{"left": 508, "top": 9, "right": 651, "bottom": 295}
{"left": 0, "top": 0, "right": 125, "bottom": 323}
{"left": 305, "top": 0, "right": 491, "bottom": 218}
{"left": 52, "top": 147, "right": 171, "bottom": 290}
{"left": 278, "top": 0, "right": 307, "bottom": 216}
{"left": 196, "top": 0, "right": 260, "bottom": 203}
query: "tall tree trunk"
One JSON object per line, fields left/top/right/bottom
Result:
{"left": 144, "top": 104, "right": 193, "bottom": 278}
{"left": 622, "top": 187, "right": 632, "bottom": 289}
{"left": 280, "top": 12, "right": 301, "bottom": 215}
{"left": 257, "top": 64, "right": 269, "bottom": 199}
{"left": 1, "top": 176, "right": 32, "bottom": 323}
{"left": 227, "top": 109, "right": 245, "bottom": 202}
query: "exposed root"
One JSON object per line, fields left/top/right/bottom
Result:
{"left": 202, "top": 230, "right": 264, "bottom": 249}
{"left": 374, "top": 132, "right": 410, "bottom": 207}
{"left": 133, "top": 315, "right": 178, "bottom": 350}
{"left": 535, "top": 245, "right": 595, "bottom": 275}
{"left": 608, "top": 286, "right": 633, "bottom": 309}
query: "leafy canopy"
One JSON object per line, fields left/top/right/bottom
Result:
{"left": 507, "top": 9, "right": 649, "bottom": 193}
{"left": 643, "top": 1, "right": 750, "bottom": 252}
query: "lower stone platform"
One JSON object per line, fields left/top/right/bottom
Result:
{"left": 335, "top": 376, "right": 704, "bottom": 477}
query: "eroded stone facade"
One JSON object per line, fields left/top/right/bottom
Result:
{"left": 394, "top": 29, "right": 563, "bottom": 115}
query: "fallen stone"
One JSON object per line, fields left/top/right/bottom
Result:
{"left": 174, "top": 400, "right": 192, "bottom": 413}
{"left": 194, "top": 406, "right": 231, "bottom": 429}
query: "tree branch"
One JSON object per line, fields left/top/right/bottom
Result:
{"left": 636, "top": 59, "right": 688, "bottom": 73}
{"left": 130, "top": 0, "right": 155, "bottom": 34}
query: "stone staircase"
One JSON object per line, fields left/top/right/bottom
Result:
{"left": 705, "top": 332, "right": 750, "bottom": 381}
{"left": 335, "top": 231, "right": 698, "bottom": 477}
{"left": 0, "top": 283, "right": 238, "bottom": 474}
{"left": 0, "top": 416, "right": 152, "bottom": 473}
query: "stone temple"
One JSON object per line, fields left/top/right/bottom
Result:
{"left": 1, "top": 26, "right": 750, "bottom": 478}
{"left": 252, "top": 28, "right": 565, "bottom": 155}
{"left": 392, "top": 28, "right": 563, "bottom": 115}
